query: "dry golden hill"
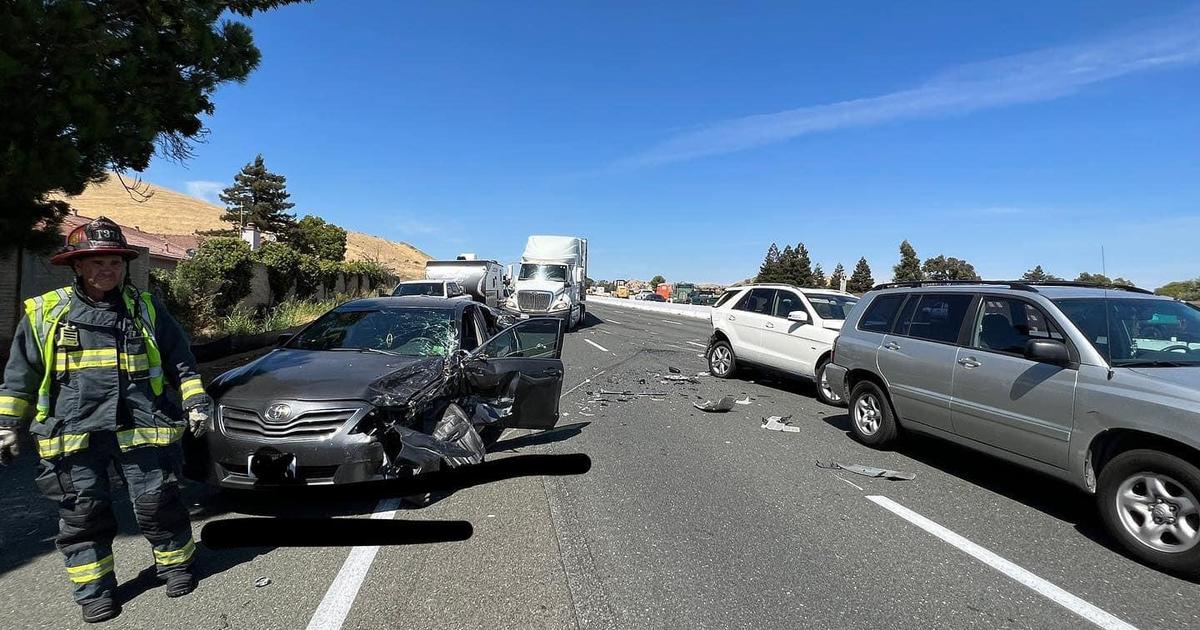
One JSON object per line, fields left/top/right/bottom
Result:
{"left": 52, "top": 175, "right": 430, "bottom": 279}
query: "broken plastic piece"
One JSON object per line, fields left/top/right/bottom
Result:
{"left": 735, "top": 396, "right": 752, "bottom": 405}
{"left": 816, "top": 460, "right": 915, "bottom": 481}
{"left": 254, "top": 577, "right": 271, "bottom": 588}
{"left": 693, "top": 396, "right": 737, "bottom": 412}
{"left": 761, "top": 415, "right": 799, "bottom": 432}
{"left": 668, "top": 366, "right": 681, "bottom": 374}
{"left": 660, "top": 374, "right": 698, "bottom": 383}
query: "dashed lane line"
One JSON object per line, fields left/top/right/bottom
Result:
{"left": 305, "top": 497, "right": 405, "bottom": 630}
{"left": 584, "top": 339, "right": 610, "bottom": 353}
{"left": 867, "top": 496, "right": 1137, "bottom": 630}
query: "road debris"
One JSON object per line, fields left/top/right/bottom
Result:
{"left": 693, "top": 396, "right": 737, "bottom": 412}
{"left": 735, "top": 396, "right": 752, "bottom": 405}
{"left": 816, "top": 461, "right": 916, "bottom": 481}
{"left": 668, "top": 366, "right": 682, "bottom": 374}
{"left": 254, "top": 577, "right": 271, "bottom": 588}
{"left": 660, "top": 374, "right": 699, "bottom": 384}
{"left": 599, "top": 389, "right": 667, "bottom": 397}
{"left": 761, "top": 415, "right": 800, "bottom": 432}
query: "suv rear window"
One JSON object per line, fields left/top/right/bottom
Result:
{"left": 858, "top": 294, "right": 905, "bottom": 333}
{"left": 894, "top": 294, "right": 974, "bottom": 343}
{"left": 734, "top": 288, "right": 775, "bottom": 315}
{"left": 713, "top": 289, "right": 742, "bottom": 309}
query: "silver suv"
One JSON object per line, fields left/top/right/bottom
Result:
{"left": 824, "top": 281, "right": 1200, "bottom": 575}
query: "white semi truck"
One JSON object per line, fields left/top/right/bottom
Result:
{"left": 506, "top": 235, "right": 588, "bottom": 330}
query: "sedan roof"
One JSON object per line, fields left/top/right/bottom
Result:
{"left": 338, "top": 296, "right": 472, "bottom": 312}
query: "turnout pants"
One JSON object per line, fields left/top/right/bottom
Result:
{"left": 34, "top": 430, "right": 196, "bottom": 603}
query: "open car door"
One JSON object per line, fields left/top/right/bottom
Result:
{"left": 464, "top": 317, "right": 565, "bottom": 429}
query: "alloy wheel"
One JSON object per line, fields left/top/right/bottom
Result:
{"left": 853, "top": 393, "right": 882, "bottom": 436}
{"left": 710, "top": 346, "right": 732, "bottom": 376}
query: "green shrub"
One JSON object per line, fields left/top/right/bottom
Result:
{"left": 169, "top": 238, "right": 254, "bottom": 333}
{"left": 254, "top": 241, "right": 301, "bottom": 302}
{"left": 220, "top": 304, "right": 260, "bottom": 337}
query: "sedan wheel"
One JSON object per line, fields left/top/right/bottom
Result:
{"left": 1114, "top": 472, "right": 1200, "bottom": 554}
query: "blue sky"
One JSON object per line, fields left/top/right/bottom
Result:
{"left": 143, "top": 1, "right": 1200, "bottom": 288}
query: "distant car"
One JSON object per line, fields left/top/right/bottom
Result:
{"left": 690, "top": 293, "right": 717, "bottom": 306}
{"left": 392, "top": 280, "right": 470, "bottom": 300}
{"left": 643, "top": 293, "right": 667, "bottom": 302}
{"left": 706, "top": 283, "right": 858, "bottom": 405}
{"left": 200, "top": 297, "right": 566, "bottom": 489}
{"left": 825, "top": 281, "right": 1200, "bottom": 575}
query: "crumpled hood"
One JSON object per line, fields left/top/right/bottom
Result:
{"left": 210, "top": 349, "right": 443, "bottom": 404}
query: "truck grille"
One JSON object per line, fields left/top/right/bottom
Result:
{"left": 517, "top": 291, "right": 554, "bottom": 312}
{"left": 220, "top": 406, "right": 360, "bottom": 441}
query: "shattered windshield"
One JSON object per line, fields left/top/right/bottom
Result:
{"left": 287, "top": 308, "right": 458, "bottom": 356}
{"left": 1054, "top": 298, "right": 1200, "bottom": 366}
{"left": 519, "top": 263, "right": 568, "bottom": 282}
{"left": 805, "top": 294, "right": 858, "bottom": 320}
{"left": 393, "top": 282, "right": 444, "bottom": 297}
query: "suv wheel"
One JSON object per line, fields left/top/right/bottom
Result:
{"left": 708, "top": 340, "right": 737, "bottom": 379}
{"left": 815, "top": 360, "right": 845, "bottom": 407}
{"left": 1098, "top": 449, "right": 1200, "bottom": 575}
{"left": 847, "top": 381, "right": 898, "bottom": 447}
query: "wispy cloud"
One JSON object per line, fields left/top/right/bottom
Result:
{"left": 619, "top": 9, "right": 1200, "bottom": 167}
{"left": 185, "top": 180, "right": 225, "bottom": 205}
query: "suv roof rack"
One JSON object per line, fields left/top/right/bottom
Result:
{"left": 872, "top": 280, "right": 1036, "bottom": 292}
{"left": 870, "top": 280, "right": 1155, "bottom": 295}
{"left": 1018, "top": 280, "right": 1155, "bottom": 295}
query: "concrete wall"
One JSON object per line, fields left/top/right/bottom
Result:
{"left": 588, "top": 295, "right": 714, "bottom": 321}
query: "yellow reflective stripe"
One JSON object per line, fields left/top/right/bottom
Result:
{"left": 119, "top": 352, "right": 150, "bottom": 373}
{"left": 55, "top": 348, "right": 119, "bottom": 371}
{"left": 153, "top": 539, "right": 196, "bottom": 566}
{"left": 0, "top": 396, "right": 29, "bottom": 417}
{"left": 180, "top": 377, "right": 205, "bottom": 401}
{"left": 66, "top": 555, "right": 115, "bottom": 584}
{"left": 37, "top": 433, "right": 90, "bottom": 458}
{"left": 117, "top": 426, "right": 184, "bottom": 449}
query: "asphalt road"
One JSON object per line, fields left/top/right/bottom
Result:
{"left": 2, "top": 301, "right": 1199, "bottom": 629}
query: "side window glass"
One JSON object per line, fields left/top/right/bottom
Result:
{"left": 772, "top": 291, "right": 804, "bottom": 319}
{"left": 858, "top": 294, "right": 905, "bottom": 333}
{"left": 714, "top": 290, "right": 742, "bottom": 309}
{"left": 476, "top": 319, "right": 560, "bottom": 359}
{"left": 897, "top": 294, "right": 973, "bottom": 343}
{"left": 734, "top": 288, "right": 775, "bottom": 314}
{"left": 460, "top": 308, "right": 480, "bottom": 351}
{"left": 974, "top": 298, "right": 1063, "bottom": 355}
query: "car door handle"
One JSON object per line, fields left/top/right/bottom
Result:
{"left": 765, "top": 322, "right": 774, "bottom": 329}
{"left": 957, "top": 357, "right": 981, "bottom": 369}
{"left": 539, "top": 368, "right": 563, "bottom": 377}
{"left": 884, "top": 342, "right": 900, "bottom": 351}
{"left": 728, "top": 315, "right": 737, "bottom": 321}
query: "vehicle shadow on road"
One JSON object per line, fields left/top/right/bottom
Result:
{"left": 487, "top": 422, "right": 591, "bottom": 452}
{"left": 576, "top": 312, "right": 604, "bottom": 330}
{"left": 818, "top": 413, "right": 1199, "bottom": 580}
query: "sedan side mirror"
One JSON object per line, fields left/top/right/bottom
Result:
{"left": 1025, "top": 339, "right": 1070, "bottom": 366}
{"left": 787, "top": 310, "right": 810, "bottom": 324}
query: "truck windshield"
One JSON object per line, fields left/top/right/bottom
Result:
{"left": 1054, "top": 298, "right": 1200, "bottom": 366}
{"left": 519, "top": 263, "right": 568, "bottom": 282}
{"left": 393, "top": 282, "right": 443, "bottom": 297}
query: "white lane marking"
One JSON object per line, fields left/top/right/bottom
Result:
{"left": 686, "top": 341, "right": 707, "bottom": 348}
{"left": 305, "top": 497, "right": 404, "bottom": 630}
{"left": 866, "top": 496, "right": 1137, "bottom": 630}
{"left": 584, "top": 339, "right": 610, "bottom": 352}
{"left": 832, "top": 474, "right": 864, "bottom": 491}
{"left": 605, "top": 319, "right": 622, "bottom": 324}
{"left": 660, "top": 319, "right": 685, "bottom": 326}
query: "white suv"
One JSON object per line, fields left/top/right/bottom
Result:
{"left": 706, "top": 284, "right": 859, "bottom": 405}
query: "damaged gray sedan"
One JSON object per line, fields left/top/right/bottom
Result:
{"left": 198, "top": 296, "right": 565, "bottom": 488}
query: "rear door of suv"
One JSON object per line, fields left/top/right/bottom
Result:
{"left": 877, "top": 292, "right": 976, "bottom": 432}
{"left": 949, "top": 295, "right": 1077, "bottom": 468}
{"left": 757, "top": 289, "right": 827, "bottom": 377}
{"left": 724, "top": 288, "right": 776, "bottom": 363}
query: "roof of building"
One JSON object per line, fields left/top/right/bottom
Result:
{"left": 61, "top": 214, "right": 197, "bottom": 261}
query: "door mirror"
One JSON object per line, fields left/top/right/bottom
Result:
{"left": 1024, "top": 339, "right": 1070, "bottom": 366}
{"left": 787, "top": 310, "right": 810, "bottom": 324}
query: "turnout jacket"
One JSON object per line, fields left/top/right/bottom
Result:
{"left": 0, "top": 283, "right": 209, "bottom": 459}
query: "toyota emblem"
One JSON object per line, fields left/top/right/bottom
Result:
{"left": 264, "top": 403, "right": 292, "bottom": 424}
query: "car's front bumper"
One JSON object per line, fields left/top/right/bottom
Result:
{"left": 204, "top": 430, "right": 392, "bottom": 489}
{"left": 824, "top": 362, "right": 849, "bottom": 400}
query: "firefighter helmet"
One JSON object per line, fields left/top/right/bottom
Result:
{"left": 50, "top": 217, "right": 140, "bottom": 265}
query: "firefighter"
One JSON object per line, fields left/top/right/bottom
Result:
{"left": 0, "top": 217, "right": 210, "bottom": 623}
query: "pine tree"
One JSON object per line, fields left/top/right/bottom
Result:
{"left": 811, "top": 263, "right": 826, "bottom": 288}
{"left": 893, "top": 240, "right": 924, "bottom": 282}
{"left": 756, "top": 243, "right": 783, "bottom": 283}
{"left": 778, "top": 245, "right": 796, "bottom": 284}
{"left": 220, "top": 155, "right": 297, "bottom": 234}
{"left": 1021, "top": 265, "right": 1063, "bottom": 282}
{"left": 828, "top": 263, "right": 846, "bottom": 290}
{"left": 847, "top": 257, "right": 874, "bottom": 294}
{"left": 791, "top": 242, "right": 814, "bottom": 287}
